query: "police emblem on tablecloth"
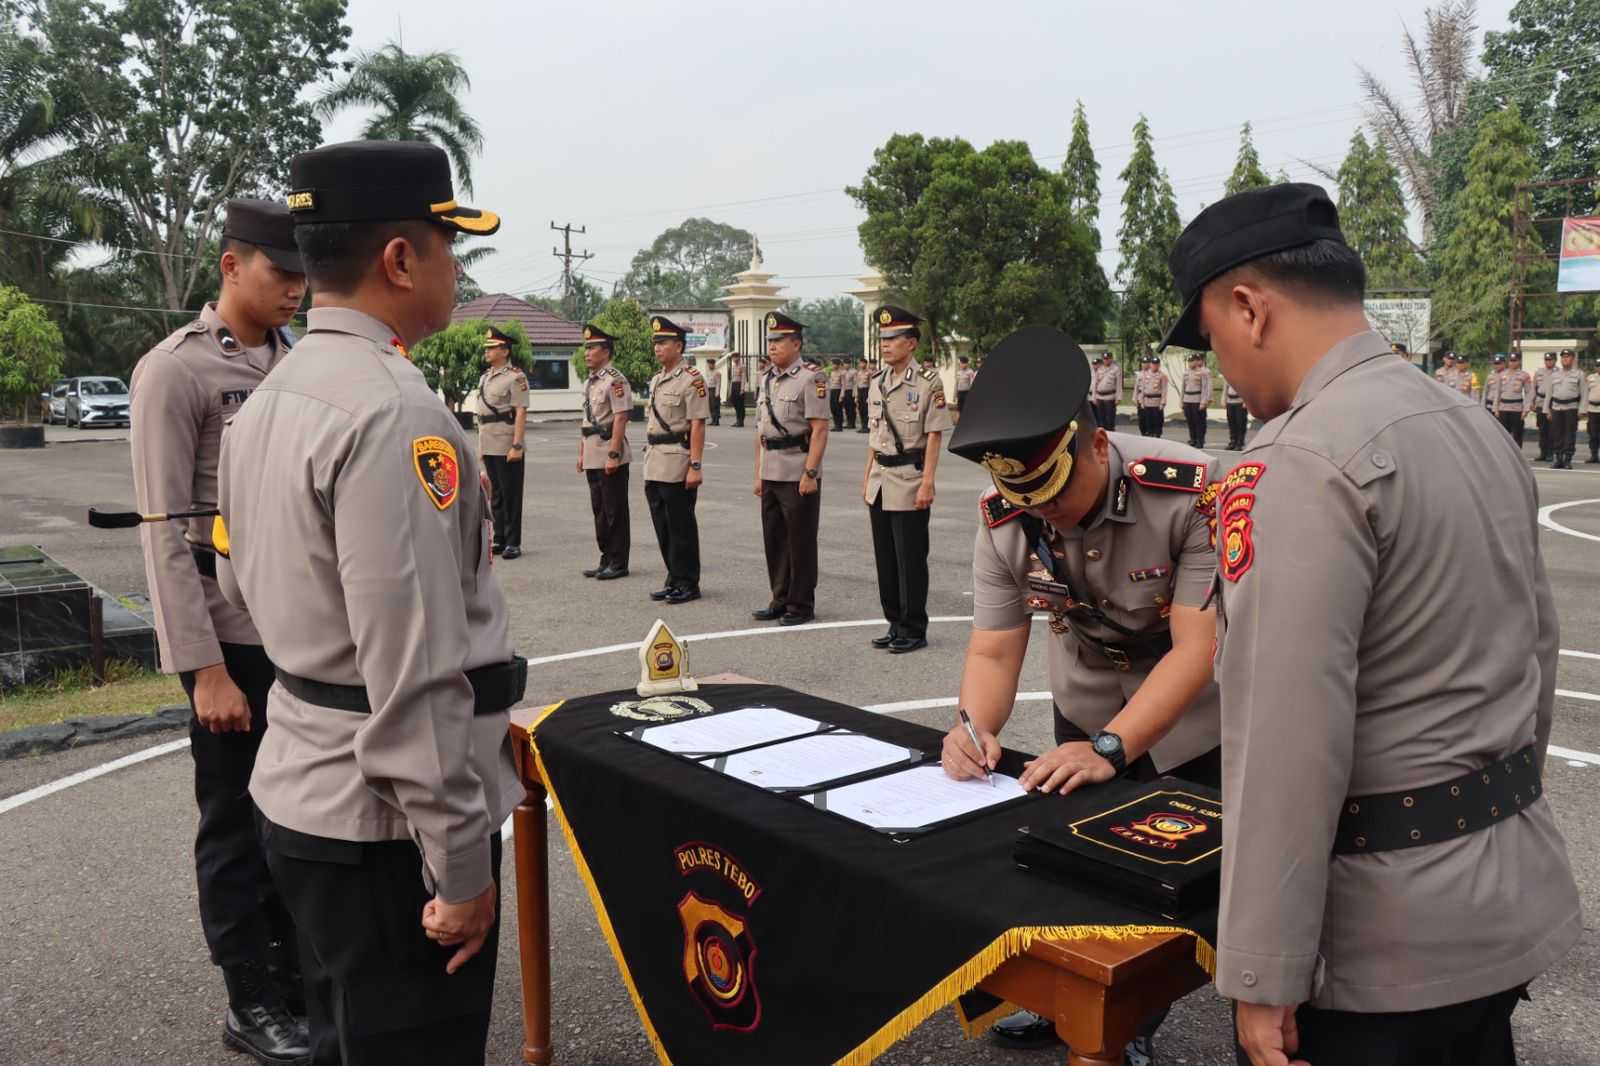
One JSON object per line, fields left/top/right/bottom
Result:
{"left": 674, "top": 842, "right": 763, "bottom": 1032}
{"left": 608, "top": 694, "right": 713, "bottom": 722}
{"left": 411, "top": 436, "right": 459, "bottom": 510}
{"left": 1220, "top": 493, "right": 1256, "bottom": 582}
{"left": 1068, "top": 788, "right": 1223, "bottom": 867}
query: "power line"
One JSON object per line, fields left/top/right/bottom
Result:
{"left": 550, "top": 221, "right": 594, "bottom": 319}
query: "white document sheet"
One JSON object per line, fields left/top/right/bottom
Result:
{"left": 714, "top": 732, "right": 917, "bottom": 790}
{"left": 636, "top": 706, "right": 824, "bottom": 756}
{"left": 810, "top": 764, "right": 1028, "bottom": 831}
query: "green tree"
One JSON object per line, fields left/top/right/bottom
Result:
{"left": 1116, "top": 116, "right": 1183, "bottom": 356}
{"left": 783, "top": 296, "right": 862, "bottom": 358}
{"left": 569, "top": 297, "right": 653, "bottom": 391}
{"left": 1435, "top": 105, "right": 1539, "bottom": 354}
{"left": 316, "top": 43, "right": 484, "bottom": 194}
{"left": 1336, "top": 131, "right": 1426, "bottom": 290}
{"left": 528, "top": 274, "right": 605, "bottom": 324}
{"left": 1224, "top": 122, "right": 1271, "bottom": 196}
{"left": 411, "top": 318, "right": 529, "bottom": 411}
{"left": 1062, "top": 100, "right": 1101, "bottom": 245}
{"left": 1482, "top": 0, "right": 1600, "bottom": 192}
{"left": 618, "top": 218, "right": 753, "bottom": 306}
{"left": 0, "top": 284, "right": 65, "bottom": 422}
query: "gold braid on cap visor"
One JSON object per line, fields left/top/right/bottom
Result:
{"left": 981, "top": 420, "right": 1077, "bottom": 507}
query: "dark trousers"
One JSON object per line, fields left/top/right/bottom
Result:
{"left": 828, "top": 389, "right": 843, "bottom": 429}
{"left": 709, "top": 392, "right": 721, "bottom": 425}
{"left": 1551, "top": 408, "right": 1579, "bottom": 455}
{"left": 1226, "top": 403, "right": 1247, "bottom": 447}
{"left": 842, "top": 388, "right": 857, "bottom": 428}
{"left": 1535, "top": 409, "right": 1551, "bottom": 456}
{"left": 644, "top": 479, "right": 701, "bottom": 591}
{"left": 481, "top": 453, "right": 525, "bottom": 550}
{"left": 1137, "top": 406, "right": 1164, "bottom": 437}
{"left": 1093, "top": 398, "right": 1117, "bottom": 429}
{"left": 1589, "top": 413, "right": 1600, "bottom": 459}
{"left": 730, "top": 382, "right": 745, "bottom": 425}
{"left": 1498, "top": 410, "right": 1526, "bottom": 445}
{"left": 586, "top": 465, "right": 631, "bottom": 570}
{"left": 857, "top": 388, "right": 870, "bottom": 430}
{"left": 1182, "top": 402, "right": 1207, "bottom": 446}
{"left": 761, "top": 479, "right": 821, "bottom": 615}
{"left": 868, "top": 498, "right": 931, "bottom": 640}
{"left": 262, "top": 821, "right": 502, "bottom": 1066}
{"left": 956, "top": 389, "right": 970, "bottom": 413}
{"left": 1236, "top": 984, "right": 1524, "bottom": 1066}
{"left": 179, "top": 642, "right": 291, "bottom": 971}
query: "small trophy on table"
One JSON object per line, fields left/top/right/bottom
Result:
{"left": 637, "top": 618, "right": 698, "bottom": 697}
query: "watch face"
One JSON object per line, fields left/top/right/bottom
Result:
{"left": 1093, "top": 733, "right": 1119, "bottom": 756}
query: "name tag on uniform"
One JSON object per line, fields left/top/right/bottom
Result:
{"left": 1026, "top": 568, "right": 1071, "bottom": 599}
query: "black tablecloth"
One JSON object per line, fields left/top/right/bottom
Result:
{"left": 528, "top": 682, "right": 1217, "bottom": 1065}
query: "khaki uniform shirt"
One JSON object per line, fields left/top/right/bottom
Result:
{"left": 1533, "top": 366, "right": 1552, "bottom": 407}
{"left": 476, "top": 363, "right": 528, "bottom": 456}
{"left": 1092, "top": 363, "right": 1122, "bottom": 402}
{"left": 828, "top": 366, "right": 846, "bottom": 391}
{"left": 1544, "top": 367, "right": 1584, "bottom": 413}
{"left": 1212, "top": 329, "right": 1579, "bottom": 1012}
{"left": 956, "top": 367, "right": 976, "bottom": 391}
{"left": 1584, "top": 371, "right": 1600, "bottom": 414}
{"left": 643, "top": 363, "right": 711, "bottom": 483}
{"left": 865, "top": 364, "right": 954, "bottom": 511}
{"left": 1495, "top": 367, "right": 1533, "bottom": 413}
{"left": 581, "top": 365, "right": 633, "bottom": 470}
{"left": 129, "top": 303, "right": 290, "bottom": 672}
{"left": 1433, "top": 366, "right": 1451, "bottom": 385}
{"left": 757, "top": 360, "right": 831, "bottom": 481}
{"left": 729, "top": 357, "right": 745, "bottom": 386}
{"left": 1134, "top": 369, "right": 1167, "bottom": 409}
{"left": 1483, "top": 367, "right": 1503, "bottom": 408}
{"left": 1224, "top": 380, "right": 1243, "bottom": 405}
{"left": 217, "top": 307, "right": 522, "bottom": 904}
{"left": 1182, "top": 367, "right": 1212, "bottom": 407}
{"left": 972, "top": 432, "right": 1223, "bottom": 772}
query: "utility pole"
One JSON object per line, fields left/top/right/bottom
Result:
{"left": 551, "top": 221, "right": 594, "bottom": 320}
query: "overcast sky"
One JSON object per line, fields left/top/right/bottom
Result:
{"left": 333, "top": 0, "right": 1510, "bottom": 303}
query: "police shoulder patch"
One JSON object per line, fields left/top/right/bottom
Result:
{"left": 981, "top": 491, "right": 1023, "bottom": 528}
{"left": 412, "top": 436, "right": 460, "bottom": 510}
{"left": 1127, "top": 458, "right": 1207, "bottom": 493}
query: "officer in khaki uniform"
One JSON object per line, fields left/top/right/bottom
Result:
{"left": 129, "top": 198, "right": 309, "bottom": 1063}
{"left": 1533, "top": 351, "right": 1556, "bottom": 461}
{"left": 1162, "top": 182, "right": 1578, "bottom": 1066}
{"left": 1483, "top": 352, "right": 1504, "bottom": 413}
{"left": 643, "top": 315, "right": 710, "bottom": 604}
{"left": 1544, "top": 349, "right": 1584, "bottom": 469}
{"left": 752, "top": 310, "right": 831, "bottom": 625}
{"left": 1493, "top": 354, "right": 1533, "bottom": 446}
{"left": 827, "top": 358, "right": 846, "bottom": 430}
{"left": 1091, "top": 351, "right": 1121, "bottom": 429}
{"left": 1223, "top": 376, "right": 1247, "bottom": 450}
{"left": 856, "top": 358, "right": 871, "bottom": 433}
{"left": 1433, "top": 350, "right": 1454, "bottom": 386}
{"left": 861, "top": 307, "right": 952, "bottom": 654}
{"left": 577, "top": 324, "right": 632, "bottom": 578}
{"left": 943, "top": 325, "right": 1223, "bottom": 1061}
{"left": 476, "top": 326, "right": 527, "bottom": 559}
{"left": 1134, "top": 354, "right": 1167, "bottom": 437}
{"left": 218, "top": 140, "right": 525, "bottom": 1065}
{"left": 1585, "top": 355, "right": 1600, "bottom": 463}
{"left": 1181, "top": 352, "right": 1211, "bottom": 447}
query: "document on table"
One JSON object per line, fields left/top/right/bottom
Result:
{"left": 808, "top": 764, "right": 1029, "bottom": 832}
{"left": 632, "top": 706, "right": 827, "bottom": 757}
{"left": 709, "top": 732, "right": 922, "bottom": 791}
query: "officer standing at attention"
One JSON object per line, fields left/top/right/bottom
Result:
{"left": 1134, "top": 354, "right": 1167, "bottom": 437}
{"left": 753, "top": 311, "right": 831, "bottom": 625}
{"left": 828, "top": 357, "right": 846, "bottom": 430}
{"left": 1091, "top": 350, "right": 1122, "bottom": 429}
{"left": 1484, "top": 352, "right": 1505, "bottom": 414}
{"left": 943, "top": 325, "right": 1223, "bottom": 1061}
{"left": 129, "top": 198, "right": 310, "bottom": 1063}
{"left": 1494, "top": 353, "right": 1533, "bottom": 447}
{"left": 1534, "top": 350, "right": 1556, "bottom": 461}
{"left": 1223, "top": 375, "right": 1248, "bottom": 450}
{"left": 861, "top": 306, "right": 952, "bottom": 655}
{"left": 1434, "top": 350, "right": 1454, "bottom": 386}
{"left": 728, "top": 349, "right": 747, "bottom": 427}
{"left": 954, "top": 355, "right": 977, "bottom": 421}
{"left": 1544, "top": 349, "right": 1584, "bottom": 469}
{"left": 577, "top": 324, "right": 632, "bottom": 579}
{"left": 1181, "top": 352, "right": 1212, "bottom": 447}
{"left": 476, "top": 325, "right": 527, "bottom": 559}
{"left": 856, "top": 357, "right": 872, "bottom": 433}
{"left": 1586, "top": 354, "right": 1600, "bottom": 464}
{"left": 840, "top": 358, "right": 858, "bottom": 430}
{"left": 218, "top": 140, "right": 525, "bottom": 1065}
{"left": 643, "top": 315, "right": 710, "bottom": 604}
{"left": 1161, "top": 182, "right": 1579, "bottom": 1066}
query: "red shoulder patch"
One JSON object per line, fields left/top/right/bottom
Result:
{"left": 981, "top": 492, "right": 1023, "bottom": 528}
{"left": 412, "top": 436, "right": 459, "bottom": 510}
{"left": 1220, "top": 461, "right": 1267, "bottom": 498}
{"left": 1219, "top": 492, "right": 1256, "bottom": 582}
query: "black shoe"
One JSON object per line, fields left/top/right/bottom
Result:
{"left": 1537, "top": 453, "right": 1550, "bottom": 462}
{"left": 500, "top": 546, "right": 521, "bottom": 560}
{"left": 856, "top": 426, "right": 869, "bottom": 434}
{"left": 990, "top": 1009, "right": 1060, "bottom": 1049}
{"left": 491, "top": 543, "right": 504, "bottom": 556}
{"left": 1589, "top": 455, "right": 1599, "bottom": 464}
{"left": 223, "top": 1004, "right": 310, "bottom": 1065}
{"left": 595, "top": 566, "right": 628, "bottom": 580}
{"left": 888, "top": 636, "right": 927, "bottom": 654}
{"left": 751, "top": 606, "right": 784, "bottom": 620}
{"left": 778, "top": 612, "right": 814, "bottom": 626}
{"left": 665, "top": 587, "right": 701, "bottom": 604}
{"left": 1124, "top": 1034, "right": 1155, "bottom": 1066}
{"left": 870, "top": 630, "right": 896, "bottom": 649}
{"left": 650, "top": 585, "right": 675, "bottom": 601}
{"left": 582, "top": 562, "right": 605, "bottom": 578}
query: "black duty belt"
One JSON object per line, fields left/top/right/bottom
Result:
{"left": 481, "top": 409, "right": 515, "bottom": 425}
{"left": 647, "top": 431, "right": 690, "bottom": 446}
{"left": 276, "top": 656, "right": 528, "bottom": 716}
{"left": 1333, "top": 745, "right": 1540, "bottom": 855}
{"left": 581, "top": 425, "right": 609, "bottom": 437}
{"left": 1076, "top": 628, "right": 1173, "bottom": 671}
{"left": 764, "top": 433, "right": 809, "bottom": 450}
{"left": 874, "top": 449, "right": 925, "bottom": 469}
{"left": 1550, "top": 400, "right": 1580, "bottom": 410}
{"left": 192, "top": 548, "right": 218, "bottom": 579}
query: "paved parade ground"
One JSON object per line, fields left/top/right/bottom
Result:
{"left": 2, "top": 417, "right": 1598, "bottom": 1065}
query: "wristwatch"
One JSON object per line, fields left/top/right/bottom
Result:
{"left": 607, "top": 450, "right": 621, "bottom": 460}
{"left": 509, "top": 442, "right": 524, "bottom": 452}
{"left": 689, "top": 460, "right": 703, "bottom": 470}
{"left": 804, "top": 467, "right": 820, "bottom": 479}
{"left": 1090, "top": 730, "right": 1127, "bottom": 774}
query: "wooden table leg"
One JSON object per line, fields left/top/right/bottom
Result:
{"left": 514, "top": 784, "right": 553, "bottom": 1065}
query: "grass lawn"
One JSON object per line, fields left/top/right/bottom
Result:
{"left": 0, "top": 661, "right": 185, "bottom": 733}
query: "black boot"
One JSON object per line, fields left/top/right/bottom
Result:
{"left": 222, "top": 964, "right": 310, "bottom": 1065}
{"left": 264, "top": 937, "right": 306, "bottom": 1018}
{"left": 1588, "top": 450, "right": 1599, "bottom": 464}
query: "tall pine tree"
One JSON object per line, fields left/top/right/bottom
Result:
{"left": 1336, "top": 130, "right": 1425, "bottom": 290}
{"left": 1224, "top": 122, "right": 1271, "bottom": 196}
{"left": 1436, "top": 104, "right": 1538, "bottom": 355}
{"left": 1117, "top": 116, "right": 1183, "bottom": 355}
{"left": 1062, "top": 100, "right": 1101, "bottom": 248}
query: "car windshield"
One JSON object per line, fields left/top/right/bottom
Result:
{"left": 81, "top": 380, "right": 127, "bottom": 396}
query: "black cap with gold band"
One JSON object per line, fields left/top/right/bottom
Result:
{"left": 286, "top": 140, "right": 500, "bottom": 236}
{"left": 651, "top": 315, "right": 688, "bottom": 342}
{"left": 876, "top": 304, "right": 921, "bottom": 339}
{"left": 483, "top": 326, "right": 511, "bottom": 349}
{"left": 765, "top": 310, "right": 805, "bottom": 340}
{"left": 948, "top": 325, "right": 1092, "bottom": 508}
{"left": 582, "top": 323, "right": 615, "bottom": 347}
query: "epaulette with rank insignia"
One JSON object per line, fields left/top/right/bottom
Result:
{"left": 920, "top": 367, "right": 938, "bottom": 381}
{"left": 1126, "top": 458, "right": 1207, "bottom": 493}
{"left": 981, "top": 491, "right": 1024, "bottom": 528}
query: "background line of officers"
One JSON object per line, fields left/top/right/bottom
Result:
{"left": 1434, "top": 348, "right": 1599, "bottom": 469}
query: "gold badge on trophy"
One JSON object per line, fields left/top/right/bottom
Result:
{"left": 637, "top": 618, "right": 699, "bottom": 697}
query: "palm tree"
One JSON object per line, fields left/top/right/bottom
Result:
{"left": 316, "top": 43, "right": 485, "bottom": 194}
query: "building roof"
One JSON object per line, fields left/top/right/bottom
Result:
{"left": 451, "top": 293, "right": 583, "bottom": 347}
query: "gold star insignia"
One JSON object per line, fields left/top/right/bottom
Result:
{"left": 1164, "top": 466, "right": 1179, "bottom": 479}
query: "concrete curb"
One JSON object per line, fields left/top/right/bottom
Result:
{"left": 0, "top": 704, "right": 189, "bottom": 760}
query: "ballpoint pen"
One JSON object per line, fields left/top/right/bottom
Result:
{"left": 956, "top": 707, "right": 993, "bottom": 786}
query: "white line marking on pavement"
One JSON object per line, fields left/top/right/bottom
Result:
{"left": 1561, "top": 649, "right": 1600, "bottom": 661}
{"left": 1538, "top": 498, "right": 1600, "bottom": 543}
{"left": 1551, "top": 746, "right": 1600, "bottom": 767}
{"left": 1557, "top": 688, "right": 1600, "bottom": 704}
{"left": 0, "top": 737, "right": 190, "bottom": 815}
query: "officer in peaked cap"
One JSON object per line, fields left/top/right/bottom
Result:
{"left": 578, "top": 323, "right": 634, "bottom": 577}
{"left": 477, "top": 325, "right": 528, "bottom": 559}
{"left": 643, "top": 315, "right": 710, "bottom": 602}
{"left": 218, "top": 140, "right": 525, "bottom": 1065}
{"left": 946, "top": 325, "right": 1223, "bottom": 1060}
{"left": 1161, "top": 182, "right": 1578, "bottom": 1066}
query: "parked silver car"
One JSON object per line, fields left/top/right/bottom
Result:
{"left": 48, "top": 376, "right": 132, "bottom": 428}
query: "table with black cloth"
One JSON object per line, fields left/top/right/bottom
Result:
{"left": 508, "top": 677, "right": 1215, "bottom": 1066}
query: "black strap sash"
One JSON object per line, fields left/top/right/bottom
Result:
{"left": 1021, "top": 516, "right": 1173, "bottom": 670}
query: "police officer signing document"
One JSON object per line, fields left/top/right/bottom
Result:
{"left": 217, "top": 141, "right": 525, "bottom": 1065}
{"left": 130, "top": 198, "right": 310, "bottom": 1063}
{"left": 1160, "top": 183, "right": 1579, "bottom": 1066}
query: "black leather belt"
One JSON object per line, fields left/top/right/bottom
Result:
{"left": 647, "top": 431, "right": 689, "bottom": 445}
{"left": 1079, "top": 629, "right": 1173, "bottom": 671}
{"left": 1550, "top": 401, "right": 1580, "bottom": 410}
{"left": 874, "top": 449, "right": 925, "bottom": 469}
{"left": 192, "top": 548, "right": 218, "bottom": 579}
{"left": 581, "top": 425, "right": 608, "bottom": 437}
{"left": 1333, "top": 745, "right": 1540, "bottom": 855}
{"left": 763, "top": 433, "right": 809, "bottom": 450}
{"left": 275, "top": 656, "right": 528, "bottom": 716}
{"left": 481, "top": 410, "right": 514, "bottom": 424}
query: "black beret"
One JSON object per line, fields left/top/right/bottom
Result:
{"left": 287, "top": 140, "right": 500, "bottom": 235}
{"left": 650, "top": 315, "right": 688, "bottom": 341}
{"left": 223, "top": 198, "right": 303, "bottom": 273}
{"left": 765, "top": 311, "right": 805, "bottom": 338}
{"left": 1160, "top": 183, "right": 1346, "bottom": 352}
